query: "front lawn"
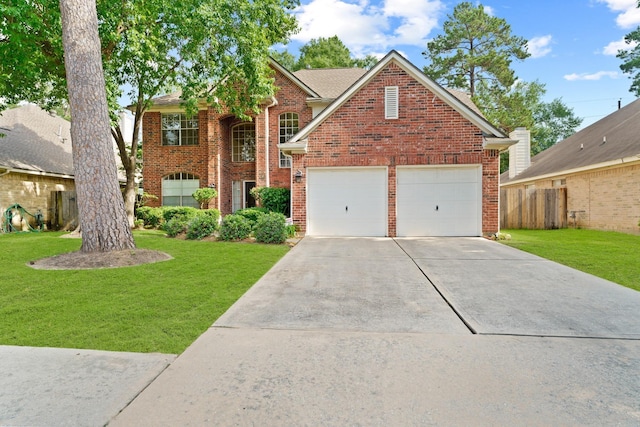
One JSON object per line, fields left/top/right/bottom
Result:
{"left": 0, "top": 230, "right": 289, "bottom": 354}
{"left": 500, "top": 229, "right": 640, "bottom": 292}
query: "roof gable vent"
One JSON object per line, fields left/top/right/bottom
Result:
{"left": 385, "top": 86, "right": 398, "bottom": 119}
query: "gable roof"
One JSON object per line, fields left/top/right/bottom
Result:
{"left": 293, "top": 68, "right": 367, "bottom": 98}
{"left": 0, "top": 104, "right": 74, "bottom": 177}
{"left": 502, "top": 98, "right": 640, "bottom": 185}
{"left": 282, "top": 50, "right": 512, "bottom": 153}
{"left": 269, "top": 58, "right": 320, "bottom": 98}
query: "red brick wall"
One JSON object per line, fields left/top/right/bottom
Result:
{"left": 267, "top": 70, "right": 314, "bottom": 189}
{"left": 143, "top": 66, "right": 314, "bottom": 215}
{"left": 291, "top": 62, "right": 499, "bottom": 236}
{"left": 142, "top": 110, "right": 210, "bottom": 208}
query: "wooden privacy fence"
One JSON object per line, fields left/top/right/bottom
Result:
{"left": 500, "top": 188, "right": 567, "bottom": 229}
{"left": 51, "top": 190, "right": 78, "bottom": 230}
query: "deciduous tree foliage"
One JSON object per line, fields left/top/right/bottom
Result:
{"left": 422, "top": 1, "right": 529, "bottom": 97}
{"left": 296, "top": 36, "right": 353, "bottom": 70}
{"left": 532, "top": 99, "right": 582, "bottom": 155}
{"left": 0, "top": 0, "right": 299, "bottom": 234}
{"left": 273, "top": 35, "right": 378, "bottom": 71}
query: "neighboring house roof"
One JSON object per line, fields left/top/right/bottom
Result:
{"left": 502, "top": 98, "right": 640, "bottom": 185}
{"left": 0, "top": 104, "right": 74, "bottom": 177}
{"left": 147, "top": 91, "right": 183, "bottom": 108}
{"left": 281, "top": 50, "right": 512, "bottom": 154}
{"left": 293, "top": 68, "right": 367, "bottom": 98}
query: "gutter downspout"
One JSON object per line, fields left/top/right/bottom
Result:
{"left": 264, "top": 96, "right": 278, "bottom": 188}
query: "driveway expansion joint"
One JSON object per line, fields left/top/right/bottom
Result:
{"left": 392, "top": 238, "right": 477, "bottom": 335}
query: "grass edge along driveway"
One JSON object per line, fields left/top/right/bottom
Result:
{"left": 500, "top": 229, "right": 640, "bottom": 292}
{"left": 0, "top": 230, "right": 289, "bottom": 354}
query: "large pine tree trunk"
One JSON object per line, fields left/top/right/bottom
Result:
{"left": 60, "top": 0, "right": 135, "bottom": 252}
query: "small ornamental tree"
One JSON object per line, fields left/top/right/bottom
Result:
{"left": 193, "top": 188, "right": 218, "bottom": 209}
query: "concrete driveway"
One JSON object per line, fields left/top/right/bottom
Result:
{"left": 110, "top": 237, "right": 640, "bottom": 426}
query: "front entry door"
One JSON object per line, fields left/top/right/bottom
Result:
{"left": 244, "top": 181, "right": 256, "bottom": 209}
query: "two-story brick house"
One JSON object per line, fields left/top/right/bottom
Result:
{"left": 142, "top": 50, "right": 515, "bottom": 237}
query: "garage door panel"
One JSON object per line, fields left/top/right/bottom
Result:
{"left": 307, "top": 168, "right": 387, "bottom": 236}
{"left": 397, "top": 166, "right": 481, "bottom": 237}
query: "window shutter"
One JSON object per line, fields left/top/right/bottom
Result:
{"left": 385, "top": 86, "right": 398, "bottom": 119}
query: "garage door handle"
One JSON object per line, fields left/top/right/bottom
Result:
{"left": 435, "top": 205, "right": 439, "bottom": 211}
{"left": 345, "top": 205, "right": 348, "bottom": 213}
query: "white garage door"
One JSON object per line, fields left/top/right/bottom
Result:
{"left": 307, "top": 167, "right": 387, "bottom": 236}
{"left": 396, "top": 166, "right": 482, "bottom": 237}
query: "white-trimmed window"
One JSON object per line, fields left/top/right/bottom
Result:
{"left": 279, "top": 112, "right": 298, "bottom": 168}
{"left": 231, "top": 123, "right": 255, "bottom": 162}
{"left": 161, "top": 113, "right": 199, "bottom": 146}
{"left": 162, "top": 172, "right": 199, "bottom": 207}
{"left": 385, "top": 86, "right": 399, "bottom": 119}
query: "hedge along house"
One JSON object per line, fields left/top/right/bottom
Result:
{"left": 141, "top": 50, "right": 515, "bottom": 237}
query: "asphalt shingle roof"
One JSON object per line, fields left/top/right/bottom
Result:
{"left": 293, "top": 68, "right": 367, "bottom": 98}
{"left": 502, "top": 98, "right": 640, "bottom": 183}
{"left": 0, "top": 104, "right": 74, "bottom": 176}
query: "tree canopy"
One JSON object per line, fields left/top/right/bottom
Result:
{"left": 618, "top": 2, "right": 640, "bottom": 97}
{"left": 423, "top": 1, "right": 529, "bottom": 97}
{"left": 273, "top": 36, "right": 378, "bottom": 71}
{"left": 1, "top": 0, "right": 299, "bottom": 233}
{"left": 532, "top": 99, "right": 583, "bottom": 155}
{"left": 422, "top": 1, "right": 581, "bottom": 172}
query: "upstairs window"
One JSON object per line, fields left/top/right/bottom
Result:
{"left": 385, "top": 86, "right": 398, "bottom": 119}
{"left": 232, "top": 123, "right": 256, "bottom": 162}
{"left": 161, "top": 113, "right": 199, "bottom": 146}
{"left": 279, "top": 112, "right": 298, "bottom": 168}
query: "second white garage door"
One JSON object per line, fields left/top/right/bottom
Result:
{"left": 396, "top": 166, "right": 482, "bottom": 237}
{"left": 307, "top": 167, "right": 387, "bottom": 236}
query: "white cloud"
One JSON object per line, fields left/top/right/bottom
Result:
{"left": 602, "top": 37, "right": 638, "bottom": 55}
{"left": 597, "top": 0, "right": 640, "bottom": 28}
{"left": 482, "top": 5, "right": 495, "bottom": 16}
{"left": 292, "top": 0, "right": 444, "bottom": 56}
{"left": 527, "top": 35, "right": 553, "bottom": 58}
{"left": 564, "top": 71, "right": 620, "bottom": 81}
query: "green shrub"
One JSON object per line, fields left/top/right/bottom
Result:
{"left": 254, "top": 212, "right": 287, "bottom": 244}
{"left": 285, "top": 224, "right": 296, "bottom": 238}
{"left": 235, "top": 207, "right": 268, "bottom": 229}
{"left": 163, "top": 216, "right": 189, "bottom": 237}
{"left": 162, "top": 206, "right": 198, "bottom": 223}
{"left": 186, "top": 213, "right": 219, "bottom": 240}
{"left": 135, "top": 206, "right": 164, "bottom": 228}
{"left": 218, "top": 214, "right": 252, "bottom": 241}
{"left": 200, "top": 209, "right": 221, "bottom": 223}
{"left": 250, "top": 187, "right": 290, "bottom": 215}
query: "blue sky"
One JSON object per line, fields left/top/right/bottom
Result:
{"left": 275, "top": 0, "right": 640, "bottom": 129}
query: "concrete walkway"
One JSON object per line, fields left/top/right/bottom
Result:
{"left": 109, "top": 237, "right": 640, "bottom": 426}
{"left": 2, "top": 237, "right": 640, "bottom": 426}
{"left": 0, "top": 346, "right": 174, "bottom": 426}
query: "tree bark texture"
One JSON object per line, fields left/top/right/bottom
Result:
{"left": 60, "top": 0, "right": 135, "bottom": 252}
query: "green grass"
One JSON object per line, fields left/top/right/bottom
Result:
{"left": 500, "top": 229, "right": 640, "bottom": 292}
{"left": 0, "top": 230, "right": 289, "bottom": 354}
